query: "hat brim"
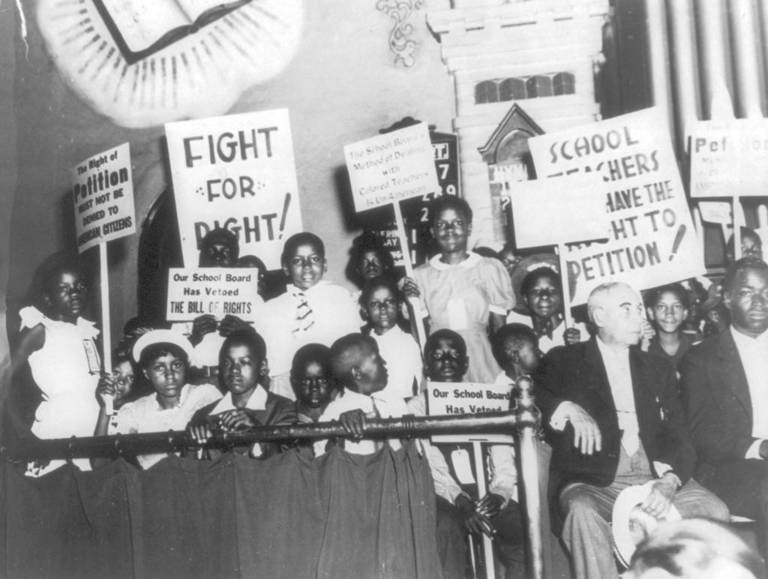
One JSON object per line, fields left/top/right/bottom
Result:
{"left": 612, "top": 481, "right": 681, "bottom": 568}
{"left": 132, "top": 329, "right": 194, "bottom": 364}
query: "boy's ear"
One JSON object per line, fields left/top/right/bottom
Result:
{"left": 142, "top": 368, "right": 150, "bottom": 381}
{"left": 258, "top": 359, "right": 269, "bottom": 378}
{"left": 360, "top": 307, "right": 369, "bottom": 322}
{"left": 282, "top": 264, "right": 290, "bottom": 278}
{"left": 350, "top": 366, "right": 362, "bottom": 382}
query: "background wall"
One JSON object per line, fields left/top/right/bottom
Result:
{"left": 4, "top": 0, "right": 454, "bottom": 346}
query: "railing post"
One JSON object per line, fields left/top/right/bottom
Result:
{"left": 516, "top": 375, "right": 543, "bottom": 579}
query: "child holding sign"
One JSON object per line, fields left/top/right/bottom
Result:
{"left": 404, "top": 197, "right": 515, "bottom": 383}
{"left": 360, "top": 275, "right": 422, "bottom": 399}
{"left": 11, "top": 253, "right": 102, "bottom": 476}
{"left": 261, "top": 233, "right": 360, "bottom": 400}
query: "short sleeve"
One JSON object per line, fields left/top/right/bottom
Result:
{"left": 19, "top": 306, "right": 45, "bottom": 330}
{"left": 481, "top": 258, "right": 516, "bottom": 314}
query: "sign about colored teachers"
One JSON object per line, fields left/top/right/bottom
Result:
{"left": 689, "top": 119, "right": 768, "bottom": 198}
{"left": 165, "top": 109, "right": 302, "bottom": 270}
{"left": 166, "top": 268, "right": 262, "bottom": 322}
{"left": 426, "top": 382, "right": 514, "bottom": 444}
{"left": 344, "top": 122, "right": 440, "bottom": 212}
{"left": 528, "top": 107, "right": 704, "bottom": 305}
{"left": 71, "top": 142, "right": 136, "bottom": 253}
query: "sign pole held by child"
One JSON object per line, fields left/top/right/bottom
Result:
{"left": 392, "top": 200, "right": 428, "bottom": 349}
{"left": 71, "top": 142, "right": 136, "bottom": 381}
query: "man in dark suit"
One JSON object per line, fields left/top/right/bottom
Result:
{"left": 536, "top": 282, "right": 728, "bottom": 579}
{"left": 681, "top": 257, "right": 768, "bottom": 557}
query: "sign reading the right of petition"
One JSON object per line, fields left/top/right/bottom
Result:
{"left": 528, "top": 108, "right": 704, "bottom": 305}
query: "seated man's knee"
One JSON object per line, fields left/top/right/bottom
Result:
{"left": 560, "top": 486, "right": 600, "bottom": 521}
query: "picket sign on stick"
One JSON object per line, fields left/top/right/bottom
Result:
{"left": 472, "top": 439, "right": 496, "bottom": 579}
{"left": 343, "top": 122, "right": 439, "bottom": 353}
{"left": 71, "top": 142, "right": 136, "bottom": 415}
{"left": 733, "top": 196, "right": 744, "bottom": 260}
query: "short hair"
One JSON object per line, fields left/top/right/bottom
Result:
{"left": 629, "top": 518, "right": 764, "bottom": 579}
{"left": 359, "top": 274, "right": 400, "bottom": 308}
{"left": 722, "top": 257, "right": 768, "bottom": 294}
{"left": 219, "top": 328, "right": 267, "bottom": 368}
{"left": 424, "top": 329, "right": 467, "bottom": 359}
{"left": 587, "top": 281, "right": 631, "bottom": 323}
{"left": 199, "top": 227, "right": 239, "bottom": 259}
{"left": 644, "top": 283, "right": 689, "bottom": 310}
{"left": 138, "top": 342, "right": 189, "bottom": 370}
{"left": 237, "top": 255, "right": 266, "bottom": 271}
{"left": 290, "top": 343, "right": 333, "bottom": 394}
{"left": 281, "top": 232, "right": 325, "bottom": 267}
{"left": 521, "top": 266, "right": 561, "bottom": 297}
{"left": 345, "top": 231, "right": 395, "bottom": 287}
{"left": 431, "top": 196, "right": 473, "bottom": 227}
{"left": 28, "top": 251, "right": 85, "bottom": 311}
{"left": 329, "top": 333, "right": 378, "bottom": 388}
{"left": 491, "top": 323, "right": 539, "bottom": 366}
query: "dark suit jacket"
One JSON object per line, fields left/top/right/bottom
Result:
{"left": 535, "top": 338, "right": 695, "bottom": 490}
{"left": 188, "top": 387, "right": 296, "bottom": 459}
{"left": 679, "top": 330, "right": 758, "bottom": 484}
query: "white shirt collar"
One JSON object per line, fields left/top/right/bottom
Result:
{"left": 428, "top": 251, "right": 481, "bottom": 271}
{"left": 730, "top": 325, "right": 768, "bottom": 348}
{"left": 596, "top": 335, "right": 630, "bottom": 364}
{"left": 209, "top": 385, "right": 268, "bottom": 415}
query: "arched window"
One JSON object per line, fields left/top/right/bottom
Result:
{"left": 553, "top": 72, "right": 576, "bottom": 95}
{"left": 499, "top": 77, "right": 526, "bottom": 101}
{"left": 525, "top": 75, "right": 553, "bottom": 98}
{"left": 475, "top": 80, "right": 499, "bottom": 104}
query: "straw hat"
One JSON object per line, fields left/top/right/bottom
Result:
{"left": 132, "top": 329, "right": 194, "bottom": 364}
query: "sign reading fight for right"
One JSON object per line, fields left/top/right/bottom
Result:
{"left": 71, "top": 142, "right": 136, "bottom": 253}
{"left": 528, "top": 108, "right": 704, "bottom": 305}
{"left": 165, "top": 109, "right": 302, "bottom": 270}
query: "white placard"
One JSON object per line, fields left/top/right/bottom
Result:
{"left": 510, "top": 174, "right": 609, "bottom": 248}
{"left": 529, "top": 108, "right": 704, "bottom": 305}
{"left": 71, "top": 142, "right": 136, "bottom": 253}
{"left": 426, "top": 382, "right": 514, "bottom": 444}
{"left": 165, "top": 109, "right": 302, "bottom": 270}
{"left": 690, "top": 119, "right": 768, "bottom": 198}
{"left": 166, "top": 268, "right": 262, "bottom": 322}
{"left": 344, "top": 123, "right": 440, "bottom": 212}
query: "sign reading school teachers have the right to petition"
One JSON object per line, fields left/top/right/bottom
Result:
{"left": 528, "top": 108, "right": 704, "bottom": 305}
{"left": 165, "top": 109, "right": 303, "bottom": 270}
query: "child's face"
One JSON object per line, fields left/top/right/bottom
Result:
{"left": 432, "top": 208, "right": 470, "bottom": 254}
{"left": 648, "top": 291, "right": 687, "bottom": 335}
{"left": 45, "top": 270, "right": 87, "bottom": 322}
{"left": 362, "top": 286, "right": 398, "bottom": 334}
{"left": 284, "top": 242, "right": 326, "bottom": 290}
{"left": 201, "top": 241, "right": 237, "bottom": 267}
{"left": 499, "top": 248, "right": 521, "bottom": 277}
{"left": 500, "top": 336, "right": 540, "bottom": 378}
{"left": 742, "top": 235, "right": 763, "bottom": 260}
{"left": 112, "top": 360, "right": 135, "bottom": 402}
{"left": 220, "top": 343, "right": 262, "bottom": 396}
{"left": 295, "top": 360, "right": 333, "bottom": 409}
{"left": 524, "top": 275, "right": 562, "bottom": 320}
{"left": 426, "top": 337, "right": 468, "bottom": 382}
{"left": 354, "top": 343, "right": 388, "bottom": 395}
{"left": 144, "top": 352, "right": 187, "bottom": 399}
{"left": 357, "top": 250, "right": 385, "bottom": 281}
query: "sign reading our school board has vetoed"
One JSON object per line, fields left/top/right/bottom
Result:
{"left": 344, "top": 122, "right": 441, "bottom": 212}
{"left": 689, "top": 119, "right": 768, "bottom": 199}
{"left": 165, "top": 268, "right": 262, "bottom": 322}
{"left": 528, "top": 107, "right": 704, "bottom": 305}
{"left": 165, "top": 109, "right": 302, "bottom": 270}
{"left": 71, "top": 142, "right": 136, "bottom": 253}
{"left": 426, "top": 382, "right": 514, "bottom": 444}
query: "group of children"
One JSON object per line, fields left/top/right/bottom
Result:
{"left": 9, "top": 193, "right": 743, "bottom": 576}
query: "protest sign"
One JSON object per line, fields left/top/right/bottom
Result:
{"left": 529, "top": 108, "right": 704, "bottom": 305}
{"left": 689, "top": 119, "right": 768, "bottom": 198}
{"left": 426, "top": 382, "right": 514, "bottom": 444}
{"left": 510, "top": 174, "right": 609, "bottom": 248}
{"left": 166, "top": 268, "right": 262, "bottom": 322}
{"left": 71, "top": 142, "right": 135, "bottom": 253}
{"left": 165, "top": 109, "right": 302, "bottom": 270}
{"left": 344, "top": 122, "right": 440, "bottom": 212}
